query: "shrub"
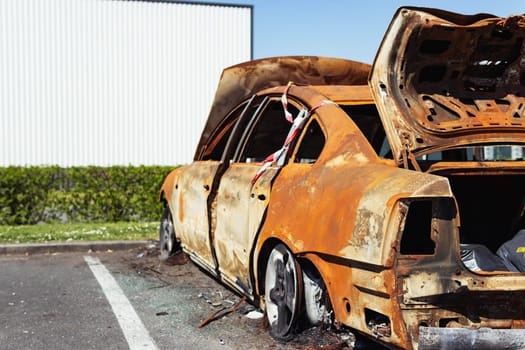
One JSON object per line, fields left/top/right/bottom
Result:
{"left": 0, "top": 166, "right": 175, "bottom": 225}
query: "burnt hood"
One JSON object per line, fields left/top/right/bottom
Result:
{"left": 194, "top": 56, "right": 371, "bottom": 160}
{"left": 369, "top": 7, "right": 525, "bottom": 164}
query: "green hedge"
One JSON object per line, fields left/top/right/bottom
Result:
{"left": 0, "top": 166, "right": 176, "bottom": 225}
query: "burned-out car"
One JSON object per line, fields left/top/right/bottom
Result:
{"left": 159, "top": 7, "right": 525, "bottom": 350}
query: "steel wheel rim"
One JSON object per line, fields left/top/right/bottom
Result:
{"left": 265, "top": 244, "right": 302, "bottom": 339}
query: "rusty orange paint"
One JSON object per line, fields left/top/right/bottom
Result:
{"left": 159, "top": 168, "right": 178, "bottom": 203}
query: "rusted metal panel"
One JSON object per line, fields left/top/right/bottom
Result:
{"left": 307, "top": 85, "right": 374, "bottom": 104}
{"left": 370, "top": 7, "right": 525, "bottom": 165}
{"left": 256, "top": 92, "right": 453, "bottom": 267}
{"left": 214, "top": 164, "right": 258, "bottom": 290}
{"left": 159, "top": 168, "right": 179, "bottom": 202}
{"left": 170, "top": 161, "right": 220, "bottom": 272}
{"left": 251, "top": 93, "right": 459, "bottom": 349}
{"left": 213, "top": 163, "right": 279, "bottom": 295}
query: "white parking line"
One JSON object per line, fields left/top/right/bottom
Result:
{"left": 84, "top": 255, "right": 159, "bottom": 350}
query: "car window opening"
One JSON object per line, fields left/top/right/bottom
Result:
{"left": 202, "top": 100, "right": 252, "bottom": 161}
{"left": 241, "top": 101, "right": 299, "bottom": 163}
{"left": 400, "top": 200, "right": 435, "bottom": 255}
{"left": 249, "top": 98, "right": 335, "bottom": 183}
{"left": 204, "top": 121, "right": 235, "bottom": 161}
{"left": 339, "top": 104, "right": 392, "bottom": 158}
{"left": 294, "top": 119, "right": 325, "bottom": 164}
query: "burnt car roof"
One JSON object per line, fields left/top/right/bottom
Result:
{"left": 194, "top": 56, "right": 371, "bottom": 160}
{"left": 370, "top": 7, "right": 525, "bottom": 163}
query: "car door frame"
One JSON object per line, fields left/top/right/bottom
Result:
{"left": 211, "top": 94, "right": 308, "bottom": 295}
{"left": 173, "top": 95, "right": 262, "bottom": 276}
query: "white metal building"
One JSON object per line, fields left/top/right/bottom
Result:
{"left": 0, "top": 0, "right": 252, "bottom": 166}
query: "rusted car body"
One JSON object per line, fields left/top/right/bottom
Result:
{"left": 160, "top": 7, "right": 525, "bottom": 349}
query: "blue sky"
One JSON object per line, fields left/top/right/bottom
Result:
{"left": 202, "top": 1, "right": 524, "bottom": 64}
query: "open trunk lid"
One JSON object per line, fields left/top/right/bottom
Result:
{"left": 369, "top": 7, "right": 525, "bottom": 165}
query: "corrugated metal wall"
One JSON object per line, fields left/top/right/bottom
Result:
{"left": 0, "top": 0, "right": 252, "bottom": 166}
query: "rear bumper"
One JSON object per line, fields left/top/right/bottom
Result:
{"left": 418, "top": 327, "right": 525, "bottom": 350}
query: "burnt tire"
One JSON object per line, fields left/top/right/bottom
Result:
{"left": 264, "top": 244, "right": 303, "bottom": 340}
{"left": 159, "top": 206, "right": 179, "bottom": 261}
{"left": 302, "top": 262, "right": 332, "bottom": 327}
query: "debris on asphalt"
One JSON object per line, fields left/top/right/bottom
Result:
{"left": 291, "top": 326, "right": 356, "bottom": 350}
{"left": 198, "top": 296, "right": 247, "bottom": 328}
{"left": 118, "top": 245, "right": 359, "bottom": 349}
{"left": 236, "top": 303, "right": 256, "bottom": 315}
{"left": 163, "top": 250, "right": 190, "bottom": 266}
{"left": 198, "top": 290, "right": 238, "bottom": 308}
{"left": 245, "top": 310, "right": 264, "bottom": 320}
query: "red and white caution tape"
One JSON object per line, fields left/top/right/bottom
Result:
{"left": 280, "top": 81, "right": 295, "bottom": 123}
{"left": 251, "top": 82, "right": 335, "bottom": 184}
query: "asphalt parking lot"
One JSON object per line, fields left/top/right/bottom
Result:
{"left": 0, "top": 244, "right": 356, "bottom": 350}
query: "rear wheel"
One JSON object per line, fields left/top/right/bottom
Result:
{"left": 303, "top": 263, "right": 332, "bottom": 327}
{"left": 264, "top": 244, "right": 303, "bottom": 340}
{"left": 159, "top": 206, "right": 179, "bottom": 260}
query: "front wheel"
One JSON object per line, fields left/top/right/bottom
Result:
{"left": 264, "top": 244, "right": 303, "bottom": 340}
{"left": 159, "top": 206, "right": 179, "bottom": 260}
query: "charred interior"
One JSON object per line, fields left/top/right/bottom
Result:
{"left": 396, "top": 170, "right": 525, "bottom": 272}
{"left": 449, "top": 174, "right": 525, "bottom": 252}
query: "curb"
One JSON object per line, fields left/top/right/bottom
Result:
{"left": 0, "top": 240, "right": 156, "bottom": 255}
